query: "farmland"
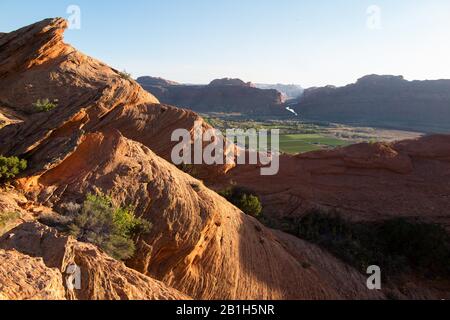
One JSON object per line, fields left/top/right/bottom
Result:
{"left": 278, "top": 134, "right": 350, "bottom": 153}
{"left": 202, "top": 114, "right": 423, "bottom": 155}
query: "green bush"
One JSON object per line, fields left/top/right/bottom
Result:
{"left": 289, "top": 209, "right": 450, "bottom": 278}
{"left": 237, "top": 194, "right": 262, "bottom": 217}
{"left": 0, "top": 156, "right": 27, "bottom": 183}
{"left": 69, "top": 193, "right": 152, "bottom": 260}
{"left": 33, "top": 98, "right": 58, "bottom": 112}
{"left": 219, "top": 187, "right": 262, "bottom": 218}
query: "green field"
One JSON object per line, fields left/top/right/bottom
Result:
{"left": 278, "top": 134, "right": 350, "bottom": 154}
{"left": 202, "top": 115, "right": 416, "bottom": 155}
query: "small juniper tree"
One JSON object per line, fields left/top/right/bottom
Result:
{"left": 0, "top": 156, "right": 27, "bottom": 183}
{"left": 237, "top": 194, "right": 262, "bottom": 218}
{"left": 219, "top": 187, "right": 262, "bottom": 218}
{"left": 69, "top": 193, "right": 152, "bottom": 260}
{"left": 33, "top": 98, "right": 58, "bottom": 112}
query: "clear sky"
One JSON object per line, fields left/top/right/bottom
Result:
{"left": 1, "top": 0, "right": 450, "bottom": 87}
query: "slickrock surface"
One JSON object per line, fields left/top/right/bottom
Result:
{"left": 0, "top": 190, "right": 28, "bottom": 236}
{"left": 0, "top": 249, "right": 66, "bottom": 300}
{"left": 26, "top": 131, "right": 382, "bottom": 300}
{"left": 0, "top": 18, "right": 232, "bottom": 178}
{"left": 0, "top": 106, "right": 23, "bottom": 128}
{"left": 0, "top": 18, "right": 381, "bottom": 300}
{"left": 0, "top": 18, "right": 448, "bottom": 300}
{"left": 0, "top": 189, "right": 27, "bottom": 214}
{"left": 0, "top": 222, "right": 190, "bottom": 300}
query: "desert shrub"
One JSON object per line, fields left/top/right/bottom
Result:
{"left": 289, "top": 209, "right": 450, "bottom": 278}
{"left": 377, "top": 218, "right": 450, "bottom": 274}
{"left": 237, "top": 194, "right": 262, "bottom": 218}
{"left": 0, "top": 155, "right": 27, "bottom": 183}
{"left": 294, "top": 210, "right": 389, "bottom": 273}
{"left": 119, "top": 70, "right": 132, "bottom": 81}
{"left": 39, "top": 202, "right": 82, "bottom": 231}
{"left": 33, "top": 98, "right": 58, "bottom": 112}
{"left": 68, "top": 193, "right": 152, "bottom": 260}
{"left": 0, "top": 211, "right": 20, "bottom": 236}
{"left": 219, "top": 187, "right": 262, "bottom": 218}
{"left": 59, "top": 202, "right": 82, "bottom": 216}
{"left": 37, "top": 212, "right": 73, "bottom": 231}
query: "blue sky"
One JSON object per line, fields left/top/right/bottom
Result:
{"left": 1, "top": 0, "right": 450, "bottom": 87}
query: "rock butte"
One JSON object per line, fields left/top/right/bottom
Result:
{"left": 137, "top": 76, "right": 286, "bottom": 115}
{"left": 0, "top": 18, "right": 448, "bottom": 299}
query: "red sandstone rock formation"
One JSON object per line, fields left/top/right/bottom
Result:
{"left": 27, "top": 130, "right": 382, "bottom": 300}
{"left": 215, "top": 136, "right": 450, "bottom": 229}
{"left": 0, "top": 18, "right": 449, "bottom": 300}
{"left": 0, "top": 249, "right": 67, "bottom": 300}
{"left": 0, "top": 18, "right": 385, "bottom": 300}
{"left": 0, "top": 222, "right": 190, "bottom": 300}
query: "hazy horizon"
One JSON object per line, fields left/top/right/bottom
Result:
{"left": 138, "top": 74, "right": 450, "bottom": 89}
{"left": 1, "top": 0, "right": 450, "bottom": 87}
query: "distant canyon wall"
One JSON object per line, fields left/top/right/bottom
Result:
{"left": 295, "top": 75, "right": 450, "bottom": 133}
{"left": 137, "top": 76, "right": 287, "bottom": 115}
